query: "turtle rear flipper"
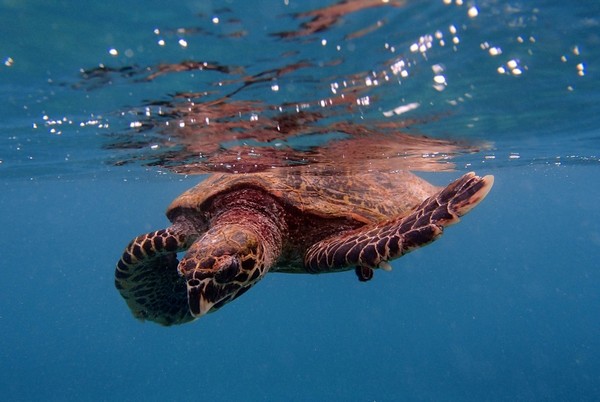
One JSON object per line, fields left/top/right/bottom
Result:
{"left": 115, "top": 227, "right": 194, "bottom": 326}
{"left": 304, "top": 172, "right": 494, "bottom": 276}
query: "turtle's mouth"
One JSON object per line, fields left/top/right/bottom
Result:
{"left": 185, "top": 281, "right": 208, "bottom": 316}
{"left": 186, "top": 277, "right": 251, "bottom": 317}
{"left": 188, "top": 286, "right": 216, "bottom": 317}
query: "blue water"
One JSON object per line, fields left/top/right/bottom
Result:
{"left": 1, "top": 1, "right": 599, "bottom": 400}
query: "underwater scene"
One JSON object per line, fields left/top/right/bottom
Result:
{"left": 1, "top": 0, "right": 599, "bottom": 400}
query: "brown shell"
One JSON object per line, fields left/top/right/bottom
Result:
{"left": 166, "top": 170, "right": 440, "bottom": 224}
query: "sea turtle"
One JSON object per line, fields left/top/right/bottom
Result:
{"left": 115, "top": 170, "right": 493, "bottom": 326}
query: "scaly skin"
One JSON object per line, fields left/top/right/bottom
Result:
{"left": 114, "top": 227, "right": 194, "bottom": 325}
{"left": 304, "top": 172, "right": 494, "bottom": 278}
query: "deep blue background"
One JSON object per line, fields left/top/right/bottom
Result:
{"left": 2, "top": 167, "right": 599, "bottom": 400}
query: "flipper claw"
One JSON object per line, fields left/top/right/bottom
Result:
{"left": 378, "top": 261, "right": 393, "bottom": 271}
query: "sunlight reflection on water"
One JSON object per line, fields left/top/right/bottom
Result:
{"left": 2, "top": 0, "right": 598, "bottom": 179}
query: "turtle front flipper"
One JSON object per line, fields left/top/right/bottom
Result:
{"left": 115, "top": 226, "right": 194, "bottom": 326}
{"left": 305, "top": 172, "right": 494, "bottom": 277}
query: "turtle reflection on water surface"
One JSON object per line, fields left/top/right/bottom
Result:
{"left": 115, "top": 169, "right": 493, "bottom": 326}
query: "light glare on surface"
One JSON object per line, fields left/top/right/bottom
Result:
{"left": 468, "top": 7, "right": 478, "bottom": 18}
{"left": 383, "top": 102, "right": 420, "bottom": 117}
{"left": 489, "top": 47, "right": 501, "bottom": 56}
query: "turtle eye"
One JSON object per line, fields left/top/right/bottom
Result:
{"left": 214, "top": 257, "right": 240, "bottom": 284}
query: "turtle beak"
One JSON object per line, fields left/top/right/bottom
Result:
{"left": 186, "top": 278, "right": 251, "bottom": 317}
{"left": 186, "top": 278, "right": 216, "bottom": 317}
{"left": 198, "top": 296, "right": 215, "bottom": 316}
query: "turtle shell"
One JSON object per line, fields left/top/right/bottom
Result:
{"left": 166, "top": 170, "right": 440, "bottom": 225}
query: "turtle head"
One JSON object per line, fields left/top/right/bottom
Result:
{"left": 179, "top": 226, "right": 268, "bottom": 317}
